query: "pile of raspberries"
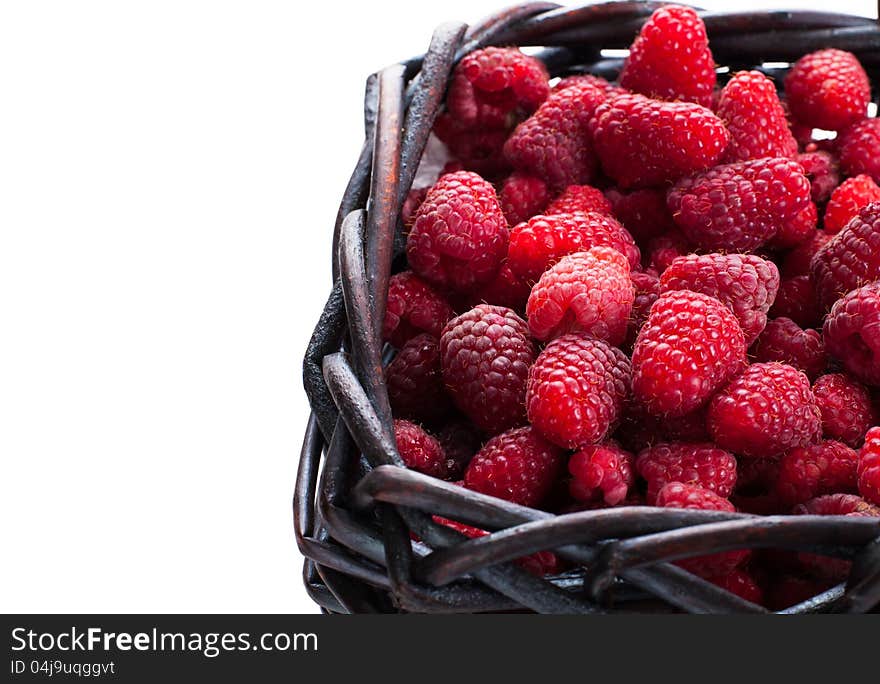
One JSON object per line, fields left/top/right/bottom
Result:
{"left": 385, "top": 6, "right": 880, "bottom": 609}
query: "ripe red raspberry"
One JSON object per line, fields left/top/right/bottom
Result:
{"left": 386, "top": 334, "right": 454, "bottom": 426}
{"left": 402, "top": 187, "right": 429, "bottom": 227}
{"left": 527, "top": 334, "right": 631, "bottom": 449}
{"left": 394, "top": 419, "right": 452, "bottom": 479}
{"left": 797, "top": 150, "right": 840, "bottom": 204}
{"left": 499, "top": 173, "right": 550, "bottom": 226}
{"left": 769, "top": 276, "right": 822, "bottom": 330}
{"left": 453, "top": 47, "right": 549, "bottom": 116}
{"left": 707, "top": 569, "right": 764, "bottom": 606}
{"left": 554, "top": 73, "right": 628, "bottom": 99}
{"left": 465, "top": 263, "right": 532, "bottom": 313}
{"left": 568, "top": 441, "right": 635, "bottom": 505}
{"left": 858, "top": 427, "right": 880, "bottom": 505}
{"left": 383, "top": 271, "right": 453, "bottom": 348}
{"left": 813, "top": 373, "right": 874, "bottom": 447}
{"left": 644, "top": 230, "right": 692, "bottom": 275}
{"left": 824, "top": 175, "right": 880, "bottom": 234}
{"left": 776, "top": 440, "right": 860, "bottom": 506}
{"left": 717, "top": 70, "right": 797, "bottom": 163}
{"left": 589, "top": 94, "right": 728, "bottom": 188}
{"left": 526, "top": 247, "right": 634, "bottom": 344}
{"left": 838, "top": 118, "right": 880, "bottom": 183}
{"left": 751, "top": 318, "right": 827, "bottom": 380}
{"left": 625, "top": 270, "right": 660, "bottom": 348}
{"left": 435, "top": 420, "right": 483, "bottom": 479}
{"left": 708, "top": 362, "right": 822, "bottom": 459}
{"left": 769, "top": 200, "right": 818, "bottom": 250}
{"left": 605, "top": 187, "right": 676, "bottom": 246}
{"left": 504, "top": 82, "right": 606, "bottom": 191}
{"left": 636, "top": 442, "right": 737, "bottom": 504}
{"left": 545, "top": 184, "right": 613, "bottom": 217}
{"left": 632, "top": 290, "right": 747, "bottom": 417}
{"left": 785, "top": 49, "right": 870, "bottom": 131}
{"left": 794, "top": 492, "right": 880, "bottom": 516}
{"left": 463, "top": 426, "right": 562, "bottom": 507}
{"left": 407, "top": 171, "right": 508, "bottom": 293}
{"left": 822, "top": 281, "right": 880, "bottom": 385}
{"left": 667, "top": 157, "right": 811, "bottom": 251}
{"left": 619, "top": 6, "right": 716, "bottom": 107}
{"left": 782, "top": 230, "right": 832, "bottom": 278}
{"left": 439, "top": 304, "right": 535, "bottom": 434}
{"left": 507, "top": 212, "right": 640, "bottom": 281}
{"left": 659, "top": 253, "right": 780, "bottom": 345}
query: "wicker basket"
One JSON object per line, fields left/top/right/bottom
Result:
{"left": 296, "top": 1, "right": 880, "bottom": 614}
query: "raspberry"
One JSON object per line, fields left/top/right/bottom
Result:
{"left": 454, "top": 47, "right": 549, "bottom": 116}
{"left": 667, "top": 157, "right": 811, "bottom": 251}
{"left": 465, "top": 263, "right": 532, "bottom": 313}
{"left": 794, "top": 492, "right": 880, "bottom": 516}
{"left": 463, "top": 426, "right": 562, "bottom": 507}
{"left": 394, "top": 419, "right": 452, "bottom": 479}
{"left": 625, "top": 270, "right": 660, "bottom": 348}
{"left": 504, "top": 82, "right": 606, "bottom": 191}
{"left": 589, "top": 94, "right": 728, "bottom": 188}
{"left": 769, "top": 201, "right": 818, "bottom": 250}
{"left": 498, "top": 173, "right": 550, "bottom": 226}
{"left": 527, "top": 334, "right": 631, "bottom": 449}
{"left": 644, "top": 230, "right": 692, "bottom": 275}
{"left": 708, "top": 362, "right": 822, "bottom": 459}
{"left": 545, "top": 184, "right": 613, "bottom": 217}
{"left": 526, "top": 247, "right": 634, "bottom": 344}
{"left": 568, "top": 441, "right": 635, "bottom": 505}
{"left": 432, "top": 124, "right": 510, "bottom": 178}
{"left": 797, "top": 150, "right": 840, "bottom": 204}
{"left": 636, "top": 442, "right": 737, "bottom": 504}
{"left": 813, "top": 373, "right": 874, "bottom": 447}
{"left": 659, "top": 253, "right": 780, "bottom": 345}
{"left": 439, "top": 304, "right": 536, "bottom": 434}
{"left": 717, "top": 71, "right": 797, "bottom": 163}
{"left": 619, "top": 6, "right": 716, "bottom": 107}
{"left": 632, "top": 290, "right": 747, "bottom": 417}
{"left": 769, "top": 276, "right": 822, "bottom": 329}
{"left": 507, "top": 212, "right": 640, "bottom": 282}
{"left": 751, "top": 318, "right": 827, "bottom": 380}
{"left": 407, "top": 172, "right": 508, "bottom": 293}
{"left": 605, "top": 187, "right": 676, "bottom": 246}
{"left": 554, "top": 73, "right": 628, "bottom": 99}
{"left": 436, "top": 420, "right": 483, "bottom": 480}
{"left": 858, "top": 427, "right": 880, "bottom": 506}
{"left": 383, "top": 272, "right": 453, "bottom": 348}
{"left": 822, "top": 281, "right": 880, "bottom": 385}
{"left": 785, "top": 49, "right": 870, "bottom": 131}
{"left": 386, "top": 334, "right": 454, "bottom": 426}
{"left": 707, "top": 569, "right": 764, "bottom": 605}
{"left": 655, "top": 482, "right": 749, "bottom": 577}
{"left": 838, "top": 118, "right": 880, "bottom": 183}
{"left": 782, "top": 230, "right": 832, "bottom": 278}
{"left": 402, "top": 187, "right": 429, "bottom": 227}
{"left": 776, "top": 440, "right": 859, "bottom": 506}
{"left": 824, "top": 175, "right": 880, "bottom": 235}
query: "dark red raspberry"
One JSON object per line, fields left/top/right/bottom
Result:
{"left": 386, "top": 334, "right": 454, "bottom": 425}
{"left": 394, "top": 419, "right": 452, "bottom": 479}
{"left": 504, "top": 82, "right": 606, "bottom": 191}
{"left": 707, "top": 569, "right": 764, "bottom": 605}
{"left": 822, "top": 281, "right": 880, "bottom": 385}
{"left": 554, "top": 73, "right": 628, "bottom": 98}
{"left": 383, "top": 271, "right": 453, "bottom": 348}
{"left": 794, "top": 492, "right": 880, "bottom": 516}
{"left": 636, "top": 442, "right": 737, "bottom": 504}
{"left": 632, "top": 290, "right": 747, "bottom": 417}
{"left": 813, "top": 373, "right": 874, "bottom": 447}
{"left": 545, "top": 184, "right": 613, "bottom": 217}
{"left": 659, "top": 253, "right": 780, "bottom": 344}
{"left": 507, "top": 212, "right": 640, "bottom": 281}
{"left": 465, "top": 263, "right": 532, "bottom": 313}
{"left": 785, "top": 49, "right": 870, "bottom": 131}
{"left": 407, "top": 171, "right": 508, "bottom": 293}
{"left": 859, "top": 427, "right": 880, "bottom": 506}
{"left": 527, "top": 334, "right": 631, "bottom": 449}
{"left": 619, "top": 6, "right": 716, "bottom": 107}
{"left": 717, "top": 71, "right": 797, "bottom": 163}
{"left": 432, "top": 123, "right": 510, "bottom": 178}
{"left": 769, "top": 276, "right": 822, "bottom": 330}
{"left": 769, "top": 201, "right": 818, "bottom": 250}
{"left": 498, "top": 173, "right": 550, "bottom": 226}
{"left": 776, "top": 440, "right": 859, "bottom": 506}
{"left": 655, "top": 482, "right": 749, "bottom": 577}
{"left": 589, "top": 93, "right": 728, "bottom": 188}
{"left": 824, "top": 175, "right": 880, "bottom": 235}
{"left": 435, "top": 420, "right": 483, "bottom": 480}
{"left": 615, "top": 400, "right": 710, "bottom": 454}
{"left": 463, "top": 426, "right": 562, "bottom": 507}
{"left": 644, "top": 229, "right": 692, "bottom": 275}
{"left": 708, "top": 362, "right": 822, "bottom": 459}
{"left": 667, "top": 157, "right": 811, "bottom": 251}
{"left": 568, "top": 441, "right": 635, "bottom": 505}
{"left": 526, "top": 247, "right": 634, "bottom": 344}
{"left": 838, "top": 118, "right": 880, "bottom": 183}
{"left": 605, "top": 187, "right": 676, "bottom": 246}
{"left": 751, "top": 318, "right": 827, "bottom": 380}
{"left": 402, "top": 187, "right": 429, "bottom": 227}
{"left": 439, "top": 304, "right": 535, "bottom": 434}
{"left": 625, "top": 270, "right": 660, "bottom": 348}
{"left": 782, "top": 230, "right": 832, "bottom": 278}
{"left": 797, "top": 150, "right": 840, "bottom": 204}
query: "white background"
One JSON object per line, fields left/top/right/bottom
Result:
{"left": 0, "top": 0, "right": 874, "bottom": 613}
